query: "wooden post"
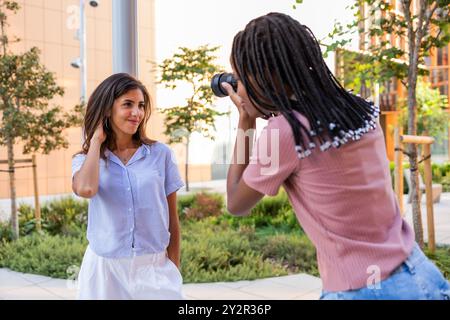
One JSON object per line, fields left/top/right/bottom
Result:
{"left": 398, "top": 134, "right": 436, "bottom": 254}
{"left": 422, "top": 144, "right": 435, "bottom": 253}
{"left": 31, "top": 155, "right": 41, "bottom": 231}
{"left": 401, "top": 135, "right": 435, "bottom": 144}
{"left": 394, "top": 128, "right": 404, "bottom": 216}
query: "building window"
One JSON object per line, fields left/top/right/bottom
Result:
{"left": 429, "top": 65, "right": 449, "bottom": 99}
{"left": 380, "top": 78, "right": 398, "bottom": 111}
{"left": 395, "top": 0, "right": 404, "bottom": 15}
{"left": 431, "top": 125, "right": 449, "bottom": 160}
{"left": 437, "top": 46, "right": 449, "bottom": 66}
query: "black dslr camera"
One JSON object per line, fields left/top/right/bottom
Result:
{"left": 211, "top": 73, "right": 238, "bottom": 97}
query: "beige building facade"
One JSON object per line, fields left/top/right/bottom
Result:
{"left": 0, "top": 0, "right": 211, "bottom": 200}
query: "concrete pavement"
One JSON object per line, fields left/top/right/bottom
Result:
{"left": 0, "top": 268, "right": 322, "bottom": 300}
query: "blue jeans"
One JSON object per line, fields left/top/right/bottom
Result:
{"left": 320, "top": 244, "right": 450, "bottom": 300}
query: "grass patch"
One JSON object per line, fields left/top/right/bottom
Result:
{"left": 425, "top": 245, "right": 450, "bottom": 280}
{"left": 0, "top": 233, "right": 87, "bottom": 279}
{"left": 181, "top": 219, "right": 288, "bottom": 283}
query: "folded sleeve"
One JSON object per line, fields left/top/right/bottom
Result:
{"left": 243, "top": 117, "right": 299, "bottom": 196}
{"left": 71, "top": 154, "right": 86, "bottom": 179}
{"left": 164, "top": 147, "right": 185, "bottom": 196}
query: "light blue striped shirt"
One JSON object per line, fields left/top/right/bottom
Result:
{"left": 71, "top": 142, "right": 184, "bottom": 258}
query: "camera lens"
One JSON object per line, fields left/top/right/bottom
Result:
{"left": 211, "top": 73, "right": 238, "bottom": 97}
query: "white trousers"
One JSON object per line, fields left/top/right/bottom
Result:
{"left": 77, "top": 246, "right": 185, "bottom": 300}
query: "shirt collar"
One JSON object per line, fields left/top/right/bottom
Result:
{"left": 104, "top": 144, "right": 150, "bottom": 167}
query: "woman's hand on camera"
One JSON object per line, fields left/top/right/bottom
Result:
{"left": 221, "top": 82, "right": 255, "bottom": 123}
{"left": 91, "top": 122, "right": 107, "bottom": 145}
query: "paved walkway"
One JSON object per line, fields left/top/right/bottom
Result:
{"left": 0, "top": 269, "right": 322, "bottom": 300}
{"left": 403, "top": 192, "right": 450, "bottom": 245}
{"left": 0, "top": 183, "right": 448, "bottom": 300}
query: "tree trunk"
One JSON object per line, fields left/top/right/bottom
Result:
{"left": 185, "top": 134, "right": 190, "bottom": 192}
{"left": 407, "top": 144, "right": 423, "bottom": 247}
{"left": 7, "top": 136, "right": 18, "bottom": 240}
{"left": 2, "top": 1, "right": 18, "bottom": 239}
{"left": 402, "top": 0, "right": 426, "bottom": 248}
{"left": 407, "top": 68, "right": 424, "bottom": 248}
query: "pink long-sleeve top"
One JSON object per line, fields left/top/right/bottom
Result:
{"left": 243, "top": 111, "right": 415, "bottom": 292}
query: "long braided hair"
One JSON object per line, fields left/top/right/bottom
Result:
{"left": 231, "top": 12, "right": 379, "bottom": 158}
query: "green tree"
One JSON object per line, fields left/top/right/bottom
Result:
{"left": 159, "top": 45, "right": 227, "bottom": 191}
{"left": 400, "top": 78, "right": 449, "bottom": 141}
{"left": 292, "top": 0, "right": 304, "bottom": 9}
{"left": 296, "top": 0, "right": 450, "bottom": 247}
{"left": 0, "top": 1, "right": 83, "bottom": 239}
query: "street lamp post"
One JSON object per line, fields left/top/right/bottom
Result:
{"left": 72, "top": 0, "right": 140, "bottom": 99}
{"left": 70, "top": 0, "right": 99, "bottom": 104}
{"left": 69, "top": 0, "right": 99, "bottom": 145}
{"left": 79, "top": 0, "right": 87, "bottom": 104}
{"left": 73, "top": 0, "right": 138, "bottom": 92}
{"left": 112, "top": 0, "right": 138, "bottom": 76}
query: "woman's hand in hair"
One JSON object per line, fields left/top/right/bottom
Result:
{"left": 91, "top": 122, "right": 107, "bottom": 144}
{"left": 221, "top": 82, "right": 255, "bottom": 124}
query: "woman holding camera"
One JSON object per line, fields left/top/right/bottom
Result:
{"left": 222, "top": 12, "right": 450, "bottom": 300}
{"left": 72, "top": 73, "right": 185, "bottom": 299}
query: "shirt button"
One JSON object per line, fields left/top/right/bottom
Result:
{"left": 127, "top": 187, "right": 131, "bottom": 191}
{"left": 130, "top": 228, "right": 134, "bottom": 232}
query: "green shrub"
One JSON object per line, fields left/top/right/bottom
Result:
{"left": 181, "top": 219, "right": 287, "bottom": 283}
{"left": 251, "top": 232, "right": 319, "bottom": 277}
{"left": 425, "top": 245, "right": 450, "bottom": 280}
{"left": 389, "top": 161, "right": 450, "bottom": 193}
{"left": 5, "top": 189, "right": 447, "bottom": 285}
{"left": 177, "top": 193, "right": 196, "bottom": 219}
{"left": 0, "top": 221, "right": 14, "bottom": 243}
{"left": 18, "top": 197, "right": 88, "bottom": 237}
{"left": 0, "top": 233, "right": 87, "bottom": 279}
{"left": 178, "top": 191, "right": 301, "bottom": 233}
{"left": 0, "top": 218, "right": 291, "bottom": 283}
{"left": 427, "top": 163, "right": 450, "bottom": 192}
{"left": 219, "top": 191, "right": 302, "bottom": 233}
{"left": 183, "top": 192, "right": 224, "bottom": 220}
{"left": 440, "top": 172, "right": 450, "bottom": 192}
{"left": 1, "top": 219, "right": 448, "bottom": 284}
